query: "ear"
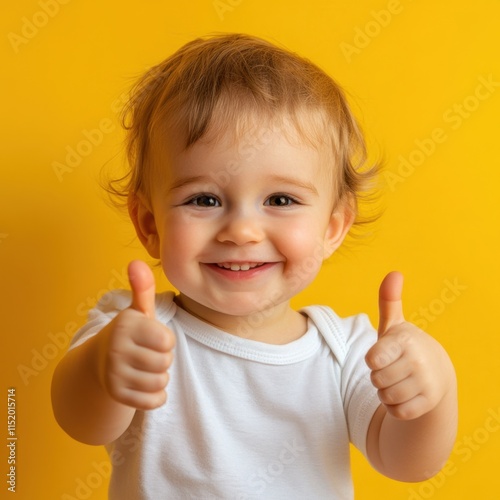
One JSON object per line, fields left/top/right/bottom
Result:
{"left": 128, "top": 193, "right": 161, "bottom": 258}
{"left": 322, "top": 196, "right": 355, "bottom": 259}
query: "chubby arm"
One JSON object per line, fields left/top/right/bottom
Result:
{"left": 51, "top": 321, "right": 137, "bottom": 445}
{"left": 51, "top": 261, "right": 175, "bottom": 446}
{"left": 365, "top": 272, "right": 458, "bottom": 481}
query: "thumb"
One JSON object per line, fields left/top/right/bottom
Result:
{"left": 128, "top": 260, "right": 156, "bottom": 318}
{"left": 378, "top": 271, "right": 405, "bottom": 338}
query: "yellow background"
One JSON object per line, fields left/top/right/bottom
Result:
{"left": 2, "top": 0, "right": 499, "bottom": 498}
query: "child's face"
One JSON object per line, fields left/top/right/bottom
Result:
{"left": 132, "top": 122, "right": 353, "bottom": 324}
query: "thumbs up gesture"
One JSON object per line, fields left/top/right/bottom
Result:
{"left": 97, "top": 260, "right": 175, "bottom": 411}
{"left": 365, "top": 272, "right": 454, "bottom": 421}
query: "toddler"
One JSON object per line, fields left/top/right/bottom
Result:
{"left": 52, "top": 33, "right": 457, "bottom": 499}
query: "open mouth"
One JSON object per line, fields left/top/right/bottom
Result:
{"left": 215, "top": 262, "right": 265, "bottom": 271}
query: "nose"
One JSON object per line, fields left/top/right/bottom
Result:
{"left": 215, "top": 210, "right": 265, "bottom": 246}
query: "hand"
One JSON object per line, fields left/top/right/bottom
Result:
{"left": 365, "top": 272, "right": 454, "bottom": 420}
{"left": 97, "top": 260, "right": 175, "bottom": 410}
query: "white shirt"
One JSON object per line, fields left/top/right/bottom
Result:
{"left": 71, "top": 291, "right": 381, "bottom": 499}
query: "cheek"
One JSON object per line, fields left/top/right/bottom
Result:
{"left": 279, "top": 219, "right": 325, "bottom": 258}
{"left": 158, "top": 217, "right": 198, "bottom": 270}
{"left": 278, "top": 222, "right": 326, "bottom": 284}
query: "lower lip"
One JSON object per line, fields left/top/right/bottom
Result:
{"left": 204, "top": 263, "right": 277, "bottom": 280}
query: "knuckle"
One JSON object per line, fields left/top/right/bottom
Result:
{"left": 142, "top": 372, "right": 168, "bottom": 393}
{"left": 151, "top": 373, "right": 169, "bottom": 391}
{"left": 104, "top": 366, "right": 124, "bottom": 392}
{"left": 107, "top": 384, "right": 128, "bottom": 405}
{"left": 151, "top": 353, "right": 172, "bottom": 372}
{"left": 409, "top": 353, "right": 427, "bottom": 373}
{"left": 389, "top": 405, "right": 406, "bottom": 420}
{"left": 389, "top": 401, "right": 423, "bottom": 421}
{"left": 142, "top": 391, "right": 167, "bottom": 410}
{"left": 164, "top": 352, "right": 174, "bottom": 369}
{"left": 164, "top": 329, "right": 176, "bottom": 351}
{"left": 167, "top": 328, "right": 176, "bottom": 348}
{"left": 365, "top": 351, "right": 375, "bottom": 368}
{"left": 375, "top": 352, "right": 390, "bottom": 368}
{"left": 386, "top": 340, "right": 402, "bottom": 358}
{"left": 370, "top": 370, "right": 384, "bottom": 389}
{"left": 395, "top": 406, "right": 414, "bottom": 420}
{"left": 141, "top": 397, "right": 161, "bottom": 411}
{"left": 136, "top": 399, "right": 154, "bottom": 411}
{"left": 378, "top": 388, "right": 392, "bottom": 405}
{"left": 397, "top": 329, "right": 413, "bottom": 345}
{"left": 158, "top": 391, "right": 168, "bottom": 406}
{"left": 366, "top": 347, "right": 388, "bottom": 370}
{"left": 149, "top": 325, "right": 175, "bottom": 352}
{"left": 387, "top": 402, "right": 411, "bottom": 420}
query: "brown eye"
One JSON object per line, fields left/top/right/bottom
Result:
{"left": 266, "top": 195, "right": 296, "bottom": 207}
{"left": 189, "top": 195, "right": 220, "bottom": 207}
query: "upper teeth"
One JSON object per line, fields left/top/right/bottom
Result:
{"left": 217, "top": 263, "right": 262, "bottom": 271}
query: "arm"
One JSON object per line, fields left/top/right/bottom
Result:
{"left": 51, "top": 321, "right": 137, "bottom": 445}
{"left": 365, "top": 272, "right": 458, "bottom": 481}
{"left": 366, "top": 351, "right": 457, "bottom": 481}
{"left": 51, "top": 261, "right": 175, "bottom": 446}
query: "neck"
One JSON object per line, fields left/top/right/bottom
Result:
{"left": 174, "top": 294, "right": 308, "bottom": 345}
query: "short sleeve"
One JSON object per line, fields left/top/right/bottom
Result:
{"left": 69, "top": 290, "right": 177, "bottom": 350}
{"left": 300, "top": 306, "right": 381, "bottom": 458}
{"left": 338, "top": 314, "right": 381, "bottom": 457}
{"left": 69, "top": 290, "right": 133, "bottom": 349}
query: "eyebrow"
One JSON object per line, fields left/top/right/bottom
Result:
{"left": 266, "top": 175, "right": 319, "bottom": 196}
{"left": 167, "top": 174, "right": 319, "bottom": 195}
{"left": 167, "top": 175, "right": 214, "bottom": 192}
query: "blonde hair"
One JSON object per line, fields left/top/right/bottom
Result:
{"left": 107, "top": 33, "right": 379, "bottom": 230}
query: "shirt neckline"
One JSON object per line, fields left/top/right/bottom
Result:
{"left": 170, "top": 299, "right": 322, "bottom": 365}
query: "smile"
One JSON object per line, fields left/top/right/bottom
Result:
{"left": 204, "top": 262, "right": 276, "bottom": 280}
{"left": 215, "top": 262, "right": 265, "bottom": 271}
{"left": 215, "top": 262, "right": 264, "bottom": 271}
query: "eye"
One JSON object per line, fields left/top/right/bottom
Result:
{"left": 187, "top": 195, "right": 220, "bottom": 207}
{"left": 265, "top": 194, "right": 298, "bottom": 207}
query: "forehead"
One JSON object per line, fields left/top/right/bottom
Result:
{"left": 152, "top": 112, "right": 334, "bottom": 186}
{"left": 164, "top": 124, "right": 330, "bottom": 191}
